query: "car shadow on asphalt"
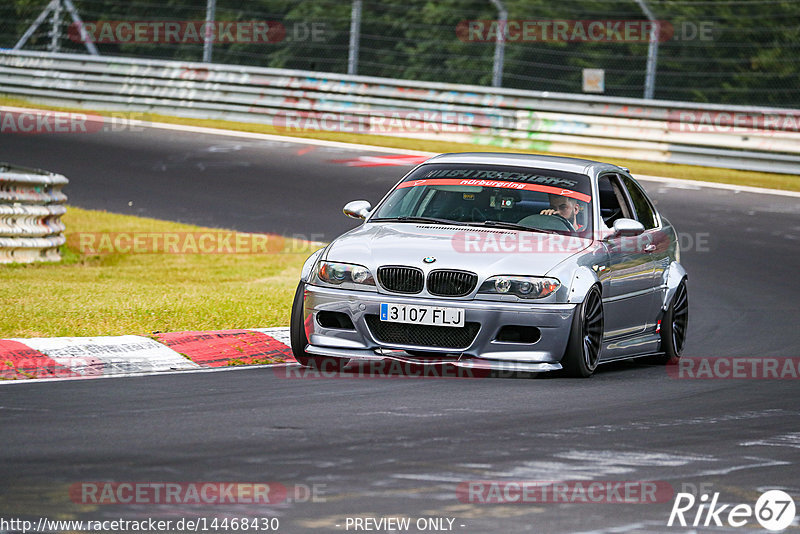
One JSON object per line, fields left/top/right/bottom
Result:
{"left": 306, "top": 357, "right": 665, "bottom": 381}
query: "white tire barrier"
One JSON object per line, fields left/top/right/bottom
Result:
{"left": 0, "top": 163, "right": 68, "bottom": 263}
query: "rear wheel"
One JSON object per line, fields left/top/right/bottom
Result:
{"left": 561, "top": 286, "right": 604, "bottom": 378}
{"left": 653, "top": 280, "right": 688, "bottom": 365}
{"left": 290, "top": 282, "right": 345, "bottom": 370}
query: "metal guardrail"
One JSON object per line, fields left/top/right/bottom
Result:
{"left": 0, "top": 163, "right": 68, "bottom": 263}
{"left": 1, "top": 50, "right": 799, "bottom": 174}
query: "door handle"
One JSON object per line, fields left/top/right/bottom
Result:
{"left": 644, "top": 244, "right": 656, "bottom": 253}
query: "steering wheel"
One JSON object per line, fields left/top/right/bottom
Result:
{"left": 602, "top": 208, "right": 622, "bottom": 225}
{"left": 445, "top": 206, "right": 466, "bottom": 221}
{"left": 547, "top": 213, "right": 576, "bottom": 232}
{"left": 446, "top": 206, "right": 488, "bottom": 222}
{"left": 471, "top": 207, "right": 489, "bottom": 222}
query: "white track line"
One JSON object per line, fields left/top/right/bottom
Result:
{"left": 0, "top": 105, "right": 427, "bottom": 156}
{"left": 3, "top": 104, "right": 797, "bottom": 198}
{"left": 635, "top": 174, "right": 800, "bottom": 198}
{"left": 130, "top": 121, "right": 800, "bottom": 199}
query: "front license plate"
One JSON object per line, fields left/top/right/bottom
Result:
{"left": 380, "top": 303, "right": 465, "bottom": 327}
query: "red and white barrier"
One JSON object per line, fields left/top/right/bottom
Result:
{"left": 0, "top": 328, "right": 293, "bottom": 380}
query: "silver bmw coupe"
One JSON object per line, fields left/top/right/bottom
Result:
{"left": 291, "top": 153, "right": 688, "bottom": 377}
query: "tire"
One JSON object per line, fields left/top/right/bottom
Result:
{"left": 290, "top": 281, "right": 345, "bottom": 370}
{"left": 561, "top": 286, "right": 604, "bottom": 378}
{"left": 653, "top": 279, "right": 688, "bottom": 365}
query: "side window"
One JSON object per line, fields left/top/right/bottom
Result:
{"left": 597, "top": 174, "right": 633, "bottom": 227}
{"left": 621, "top": 176, "right": 658, "bottom": 230}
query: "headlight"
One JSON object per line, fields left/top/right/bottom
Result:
{"left": 316, "top": 261, "right": 375, "bottom": 287}
{"left": 478, "top": 276, "right": 560, "bottom": 299}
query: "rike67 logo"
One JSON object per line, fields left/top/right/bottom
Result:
{"left": 668, "top": 490, "right": 795, "bottom": 531}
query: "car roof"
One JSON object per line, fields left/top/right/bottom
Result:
{"left": 423, "top": 152, "right": 624, "bottom": 177}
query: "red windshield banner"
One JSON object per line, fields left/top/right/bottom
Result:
{"left": 396, "top": 178, "right": 592, "bottom": 203}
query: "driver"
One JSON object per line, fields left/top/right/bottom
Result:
{"left": 540, "top": 194, "right": 584, "bottom": 230}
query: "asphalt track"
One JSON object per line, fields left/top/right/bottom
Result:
{"left": 1, "top": 126, "right": 799, "bottom": 533}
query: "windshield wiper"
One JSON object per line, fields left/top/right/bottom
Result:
{"left": 470, "top": 220, "right": 559, "bottom": 234}
{"left": 371, "top": 216, "right": 466, "bottom": 226}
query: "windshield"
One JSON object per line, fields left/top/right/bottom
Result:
{"left": 371, "top": 163, "right": 593, "bottom": 235}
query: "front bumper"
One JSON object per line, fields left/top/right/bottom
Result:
{"left": 302, "top": 284, "right": 578, "bottom": 372}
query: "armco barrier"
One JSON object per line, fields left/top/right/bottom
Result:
{"left": 0, "top": 163, "right": 68, "bottom": 263}
{"left": 1, "top": 50, "right": 799, "bottom": 174}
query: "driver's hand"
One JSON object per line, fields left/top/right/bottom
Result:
{"left": 540, "top": 208, "right": 557, "bottom": 216}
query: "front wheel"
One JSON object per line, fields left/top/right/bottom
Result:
{"left": 653, "top": 280, "right": 688, "bottom": 365}
{"left": 561, "top": 286, "right": 604, "bottom": 378}
{"left": 290, "top": 282, "right": 345, "bottom": 370}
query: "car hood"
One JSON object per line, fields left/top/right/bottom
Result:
{"left": 325, "top": 222, "right": 591, "bottom": 277}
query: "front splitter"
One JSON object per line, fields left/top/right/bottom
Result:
{"left": 305, "top": 344, "right": 562, "bottom": 373}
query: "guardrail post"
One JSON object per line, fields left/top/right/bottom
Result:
{"left": 490, "top": 0, "right": 507, "bottom": 88}
{"left": 203, "top": 0, "right": 217, "bottom": 63}
{"left": 348, "top": 0, "right": 362, "bottom": 75}
{"left": 48, "top": 0, "right": 62, "bottom": 53}
{"left": 635, "top": 0, "right": 659, "bottom": 99}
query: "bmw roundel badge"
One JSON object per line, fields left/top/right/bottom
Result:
{"left": 423, "top": 256, "right": 436, "bottom": 264}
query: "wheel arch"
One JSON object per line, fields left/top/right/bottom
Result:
{"left": 300, "top": 247, "right": 326, "bottom": 283}
{"left": 662, "top": 261, "right": 688, "bottom": 311}
{"left": 566, "top": 266, "right": 602, "bottom": 304}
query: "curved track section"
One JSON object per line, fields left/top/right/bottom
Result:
{"left": 1, "top": 125, "right": 799, "bottom": 533}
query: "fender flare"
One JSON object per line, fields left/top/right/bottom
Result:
{"left": 300, "top": 247, "right": 326, "bottom": 283}
{"left": 662, "top": 261, "right": 688, "bottom": 311}
{"left": 567, "top": 266, "right": 601, "bottom": 304}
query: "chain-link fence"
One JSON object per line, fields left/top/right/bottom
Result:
{"left": 2, "top": 0, "right": 798, "bottom": 107}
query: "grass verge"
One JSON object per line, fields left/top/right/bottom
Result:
{"left": 2, "top": 95, "right": 798, "bottom": 192}
{"left": 0, "top": 207, "right": 314, "bottom": 338}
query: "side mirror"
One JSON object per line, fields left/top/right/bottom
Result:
{"left": 611, "top": 218, "right": 645, "bottom": 237}
{"left": 343, "top": 200, "right": 372, "bottom": 220}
